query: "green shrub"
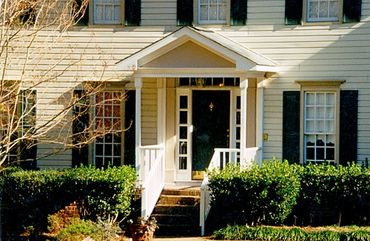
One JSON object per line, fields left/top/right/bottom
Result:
{"left": 208, "top": 160, "right": 302, "bottom": 226}
{"left": 297, "top": 163, "right": 370, "bottom": 225}
{"left": 213, "top": 225, "right": 370, "bottom": 241}
{"left": 55, "top": 218, "right": 123, "bottom": 241}
{"left": 1, "top": 166, "right": 136, "bottom": 239}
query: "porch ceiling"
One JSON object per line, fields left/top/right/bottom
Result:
{"left": 116, "top": 27, "right": 278, "bottom": 75}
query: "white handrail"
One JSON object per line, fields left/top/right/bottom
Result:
{"left": 200, "top": 147, "right": 260, "bottom": 235}
{"left": 139, "top": 144, "right": 164, "bottom": 219}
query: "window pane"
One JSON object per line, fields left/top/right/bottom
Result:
{"left": 179, "top": 157, "right": 187, "bottom": 170}
{"left": 180, "top": 127, "right": 187, "bottom": 139}
{"left": 105, "top": 144, "right": 112, "bottom": 155}
{"left": 236, "top": 112, "right": 241, "bottom": 125}
{"left": 319, "top": 1, "right": 328, "bottom": 18}
{"left": 180, "top": 111, "right": 188, "bottom": 124}
{"left": 306, "top": 93, "right": 315, "bottom": 105}
{"left": 209, "top": 5, "right": 217, "bottom": 20}
{"left": 317, "top": 148, "right": 324, "bottom": 160}
{"left": 306, "top": 107, "right": 314, "bottom": 119}
{"left": 326, "top": 148, "right": 335, "bottom": 160}
{"left": 329, "top": 1, "right": 338, "bottom": 18}
{"left": 307, "top": 147, "right": 315, "bottom": 159}
{"left": 326, "top": 93, "right": 335, "bottom": 105}
{"left": 200, "top": 5, "right": 208, "bottom": 20}
{"left": 179, "top": 141, "right": 187, "bottom": 154}
{"left": 180, "top": 96, "right": 188, "bottom": 109}
{"left": 306, "top": 120, "right": 314, "bottom": 133}
{"left": 317, "top": 93, "right": 325, "bottom": 105}
{"left": 309, "top": 1, "right": 318, "bottom": 19}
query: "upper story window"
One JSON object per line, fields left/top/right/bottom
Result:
{"left": 94, "top": 0, "right": 122, "bottom": 24}
{"left": 75, "top": 0, "right": 141, "bottom": 26}
{"left": 199, "top": 0, "right": 227, "bottom": 24}
{"left": 307, "top": 0, "right": 339, "bottom": 22}
{"left": 177, "top": 0, "right": 247, "bottom": 26}
{"left": 285, "top": 0, "right": 362, "bottom": 25}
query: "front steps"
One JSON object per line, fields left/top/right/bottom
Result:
{"left": 151, "top": 187, "right": 201, "bottom": 236}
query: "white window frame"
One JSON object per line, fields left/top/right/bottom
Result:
{"left": 93, "top": 0, "right": 123, "bottom": 25}
{"left": 196, "top": 0, "right": 229, "bottom": 25}
{"left": 303, "top": 91, "right": 337, "bottom": 163}
{"left": 93, "top": 91, "right": 124, "bottom": 167}
{"left": 305, "top": 0, "right": 342, "bottom": 22}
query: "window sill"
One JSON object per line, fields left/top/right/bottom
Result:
{"left": 301, "top": 21, "right": 341, "bottom": 26}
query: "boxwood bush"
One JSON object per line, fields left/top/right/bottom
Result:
{"left": 1, "top": 166, "right": 136, "bottom": 239}
{"left": 297, "top": 163, "right": 370, "bottom": 226}
{"left": 208, "top": 160, "right": 302, "bottom": 227}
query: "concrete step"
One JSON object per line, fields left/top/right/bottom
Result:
{"left": 152, "top": 204, "right": 199, "bottom": 216}
{"left": 151, "top": 188, "right": 201, "bottom": 237}
{"left": 162, "top": 188, "right": 201, "bottom": 196}
{"left": 152, "top": 213, "right": 199, "bottom": 225}
{"left": 157, "top": 195, "right": 200, "bottom": 206}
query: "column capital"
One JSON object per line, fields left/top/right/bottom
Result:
{"left": 240, "top": 78, "right": 249, "bottom": 89}
{"left": 135, "top": 78, "right": 142, "bottom": 89}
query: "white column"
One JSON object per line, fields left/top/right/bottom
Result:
{"left": 157, "top": 78, "right": 166, "bottom": 145}
{"left": 135, "top": 78, "right": 142, "bottom": 182}
{"left": 240, "top": 78, "right": 248, "bottom": 166}
{"left": 256, "top": 79, "right": 265, "bottom": 165}
{"left": 157, "top": 78, "right": 166, "bottom": 186}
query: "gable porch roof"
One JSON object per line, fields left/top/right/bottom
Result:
{"left": 116, "top": 26, "right": 278, "bottom": 76}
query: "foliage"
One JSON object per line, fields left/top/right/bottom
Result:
{"left": 208, "top": 160, "right": 302, "bottom": 227}
{"left": 1, "top": 165, "right": 136, "bottom": 239}
{"left": 213, "top": 225, "right": 370, "bottom": 241}
{"left": 297, "top": 163, "right": 370, "bottom": 225}
{"left": 55, "top": 217, "right": 124, "bottom": 241}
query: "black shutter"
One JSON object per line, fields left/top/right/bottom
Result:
{"left": 343, "top": 0, "right": 362, "bottom": 23}
{"left": 177, "top": 0, "right": 193, "bottom": 26}
{"left": 285, "top": 0, "right": 303, "bottom": 25}
{"left": 125, "top": 0, "right": 141, "bottom": 26}
{"left": 231, "top": 0, "right": 248, "bottom": 26}
{"left": 339, "top": 90, "right": 358, "bottom": 165}
{"left": 283, "top": 91, "right": 300, "bottom": 164}
{"left": 75, "top": 0, "right": 89, "bottom": 25}
{"left": 72, "top": 90, "right": 89, "bottom": 167}
{"left": 124, "top": 91, "right": 136, "bottom": 166}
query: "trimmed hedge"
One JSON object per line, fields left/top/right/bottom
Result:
{"left": 213, "top": 225, "right": 370, "bottom": 241}
{"left": 1, "top": 166, "right": 136, "bottom": 239}
{"left": 298, "top": 163, "right": 370, "bottom": 226}
{"left": 208, "top": 161, "right": 370, "bottom": 228}
{"left": 208, "top": 161, "right": 302, "bottom": 226}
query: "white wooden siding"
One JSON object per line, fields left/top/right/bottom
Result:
{"left": 3, "top": 0, "right": 370, "bottom": 167}
{"left": 141, "top": 78, "right": 158, "bottom": 146}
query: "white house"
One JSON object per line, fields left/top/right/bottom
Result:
{"left": 1, "top": 0, "right": 369, "bottom": 234}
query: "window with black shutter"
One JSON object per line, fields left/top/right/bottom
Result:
{"left": 285, "top": 0, "right": 361, "bottom": 24}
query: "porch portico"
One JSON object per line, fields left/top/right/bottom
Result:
{"left": 116, "top": 26, "right": 277, "bottom": 218}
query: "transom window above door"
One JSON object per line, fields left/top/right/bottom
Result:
{"left": 199, "top": 0, "right": 227, "bottom": 24}
{"left": 178, "top": 77, "right": 240, "bottom": 87}
{"left": 307, "top": 0, "right": 339, "bottom": 22}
